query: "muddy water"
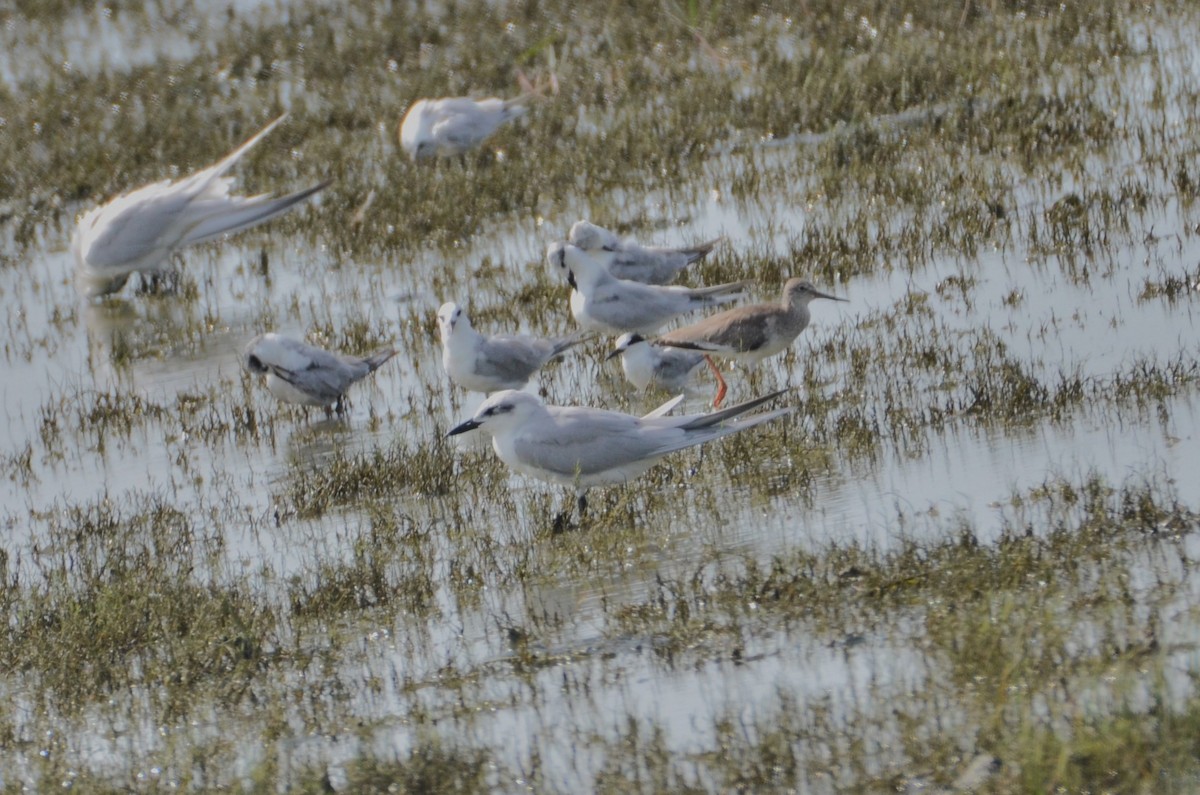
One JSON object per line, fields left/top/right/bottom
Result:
{"left": 3, "top": 0, "right": 1200, "bottom": 789}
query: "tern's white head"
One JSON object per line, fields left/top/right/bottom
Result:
{"left": 606, "top": 333, "right": 660, "bottom": 390}
{"left": 545, "top": 240, "right": 570, "bottom": 279}
{"left": 242, "top": 332, "right": 297, "bottom": 375}
{"left": 568, "top": 220, "right": 620, "bottom": 252}
{"left": 437, "top": 301, "right": 473, "bottom": 341}
{"left": 398, "top": 100, "right": 435, "bottom": 160}
{"left": 559, "top": 244, "right": 607, "bottom": 291}
{"left": 447, "top": 390, "right": 545, "bottom": 437}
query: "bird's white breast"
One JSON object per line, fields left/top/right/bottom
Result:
{"left": 620, "top": 346, "right": 658, "bottom": 391}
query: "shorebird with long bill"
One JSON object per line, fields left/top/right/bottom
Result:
{"left": 657, "top": 277, "right": 847, "bottom": 407}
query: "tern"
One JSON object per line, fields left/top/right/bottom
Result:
{"left": 243, "top": 333, "right": 396, "bottom": 416}
{"left": 437, "top": 301, "right": 589, "bottom": 393}
{"left": 568, "top": 220, "right": 722, "bottom": 285}
{"left": 447, "top": 388, "right": 791, "bottom": 517}
{"left": 399, "top": 95, "right": 529, "bottom": 160}
{"left": 606, "top": 332, "right": 718, "bottom": 397}
{"left": 73, "top": 114, "right": 328, "bottom": 298}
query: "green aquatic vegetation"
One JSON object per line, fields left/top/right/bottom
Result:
{"left": 593, "top": 476, "right": 1198, "bottom": 790}
{"left": 285, "top": 742, "right": 491, "bottom": 795}
{"left": 303, "top": 314, "right": 399, "bottom": 359}
{"left": 3, "top": 0, "right": 1200, "bottom": 789}
{"left": 74, "top": 386, "right": 171, "bottom": 442}
{"left": 1139, "top": 262, "right": 1200, "bottom": 303}
{"left": 281, "top": 436, "right": 464, "bottom": 519}
{"left": 0, "top": 442, "right": 36, "bottom": 486}
{"left": 3, "top": 495, "right": 277, "bottom": 706}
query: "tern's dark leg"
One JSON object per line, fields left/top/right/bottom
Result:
{"left": 576, "top": 491, "right": 588, "bottom": 518}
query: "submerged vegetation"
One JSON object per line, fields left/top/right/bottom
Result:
{"left": 2, "top": 0, "right": 1200, "bottom": 790}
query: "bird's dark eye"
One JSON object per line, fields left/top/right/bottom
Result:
{"left": 247, "top": 354, "right": 265, "bottom": 372}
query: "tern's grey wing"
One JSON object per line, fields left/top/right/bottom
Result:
{"left": 437, "top": 116, "right": 497, "bottom": 149}
{"left": 607, "top": 237, "right": 721, "bottom": 284}
{"left": 268, "top": 340, "right": 364, "bottom": 398}
{"left": 268, "top": 337, "right": 342, "bottom": 370}
{"left": 269, "top": 365, "right": 348, "bottom": 403}
{"left": 179, "top": 180, "right": 330, "bottom": 248}
{"left": 474, "top": 335, "right": 553, "bottom": 385}
{"left": 639, "top": 403, "right": 793, "bottom": 456}
{"left": 590, "top": 281, "right": 687, "bottom": 328}
{"left": 606, "top": 249, "right": 689, "bottom": 285}
{"left": 77, "top": 182, "right": 200, "bottom": 269}
{"left": 433, "top": 100, "right": 514, "bottom": 149}
{"left": 511, "top": 409, "right": 677, "bottom": 477}
{"left": 673, "top": 389, "right": 791, "bottom": 430}
{"left": 665, "top": 237, "right": 722, "bottom": 264}
{"left": 655, "top": 346, "right": 706, "bottom": 385}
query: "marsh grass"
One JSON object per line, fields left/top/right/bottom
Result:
{"left": 282, "top": 741, "right": 490, "bottom": 794}
{"left": 4, "top": 0, "right": 1200, "bottom": 790}
{"left": 0, "top": 0, "right": 1163, "bottom": 266}
{"left": 281, "top": 435, "right": 463, "bottom": 519}
{"left": 3, "top": 495, "right": 277, "bottom": 706}
{"left": 285, "top": 505, "right": 438, "bottom": 621}
{"left": 596, "top": 476, "right": 1199, "bottom": 790}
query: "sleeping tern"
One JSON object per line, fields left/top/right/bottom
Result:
{"left": 568, "top": 220, "right": 722, "bottom": 285}
{"left": 399, "top": 95, "right": 529, "bottom": 160}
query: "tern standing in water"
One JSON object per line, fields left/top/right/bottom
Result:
{"left": 437, "top": 301, "right": 589, "bottom": 393}
{"left": 448, "top": 388, "right": 791, "bottom": 518}
{"left": 606, "top": 332, "right": 716, "bottom": 396}
{"left": 568, "top": 220, "right": 722, "bottom": 285}
{"left": 243, "top": 333, "right": 396, "bottom": 417}
{"left": 73, "top": 114, "right": 328, "bottom": 298}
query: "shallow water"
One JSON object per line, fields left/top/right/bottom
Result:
{"left": 4, "top": 0, "right": 1200, "bottom": 790}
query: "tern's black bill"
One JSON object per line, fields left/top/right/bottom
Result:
{"left": 447, "top": 419, "right": 481, "bottom": 437}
